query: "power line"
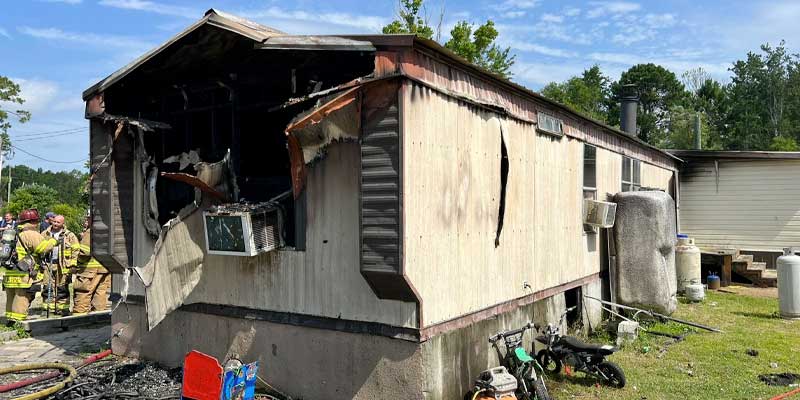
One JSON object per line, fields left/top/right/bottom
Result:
{"left": 11, "top": 127, "right": 85, "bottom": 138}
{"left": 14, "top": 130, "right": 85, "bottom": 142}
{"left": 9, "top": 144, "right": 87, "bottom": 164}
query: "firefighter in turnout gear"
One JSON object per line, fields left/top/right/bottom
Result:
{"left": 42, "top": 215, "right": 80, "bottom": 316}
{"left": 2, "top": 209, "right": 56, "bottom": 322}
{"left": 73, "top": 215, "right": 110, "bottom": 314}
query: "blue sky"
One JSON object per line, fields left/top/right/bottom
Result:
{"left": 1, "top": 0, "right": 799, "bottom": 171}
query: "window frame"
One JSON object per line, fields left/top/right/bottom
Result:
{"left": 582, "top": 144, "right": 598, "bottom": 234}
{"left": 621, "top": 156, "right": 641, "bottom": 192}
{"left": 537, "top": 112, "right": 564, "bottom": 138}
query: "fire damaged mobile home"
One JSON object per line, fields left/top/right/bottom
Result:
{"left": 86, "top": 10, "right": 681, "bottom": 399}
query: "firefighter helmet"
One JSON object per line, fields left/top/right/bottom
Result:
{"left": 18, "top": 209, "right": 40, "bottom": 223}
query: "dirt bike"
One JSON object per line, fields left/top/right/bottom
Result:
{"left": 533, "top": 306, "right": 626, "bottom": 388}
{"left": 488, "top": 322, "right": 551, "bottom": 400}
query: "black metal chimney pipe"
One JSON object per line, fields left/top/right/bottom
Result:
{"left": 620, "top": 84, "right": 638, "bottom": 137}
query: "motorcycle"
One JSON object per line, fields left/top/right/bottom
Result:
{"left": 488, "top": 322, "right": 551, "bottom": 400}
{"left": 534, "top": 306, "right": 626, "bottom": 388}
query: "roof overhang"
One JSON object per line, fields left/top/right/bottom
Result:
{"left": 667, "top": 150, "right": 800, "bottom": 161}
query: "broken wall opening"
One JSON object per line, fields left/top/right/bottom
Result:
{"left": 100, "top": 25, "right": 375, "bottom": 248}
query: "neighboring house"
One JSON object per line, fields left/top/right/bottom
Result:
{"left": 86, "top": 10, "right": 681, "bottom": 400}
{"left": 671, "top": 150, "right": 800, "bottom": 271}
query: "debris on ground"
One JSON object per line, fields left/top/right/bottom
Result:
{"left": 6, "top": 358, "right": 182, "bottom": 399}
{"left": 746, "top": 349, "right": 759, "bottom": 357}
{"left": 771, "top": 362, "right": 780, "bottom": 369}
{"left": 759, "top": 373, "right": 800, "bottom": 386}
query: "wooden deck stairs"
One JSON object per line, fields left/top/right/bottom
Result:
{"left": 731, "top": 254, "right": 777, "bottom": 287}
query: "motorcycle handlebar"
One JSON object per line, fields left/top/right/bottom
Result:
{"left": 488, "top": 322, "right": 534, "bottom": 342}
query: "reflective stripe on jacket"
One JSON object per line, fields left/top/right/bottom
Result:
{"left": 76, "top": 229, "right": 108, "bottom": 272}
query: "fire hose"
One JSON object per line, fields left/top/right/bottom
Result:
{"left": 0, "top": 349, "right": 112, "bottom": 398}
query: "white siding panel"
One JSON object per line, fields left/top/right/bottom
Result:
{"left": 679, "top": 159, "right": 800, "bottom": 252}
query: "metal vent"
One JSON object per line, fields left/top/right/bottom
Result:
{"left": 251, "top": 209, "right": 282, "bottom": 252}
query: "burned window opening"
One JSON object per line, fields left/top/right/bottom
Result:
{"left": 101, "top": 39, "right": 375, "bottom": 250}
{"left": 495, "top": 129, "right": 509, "bottom": 248}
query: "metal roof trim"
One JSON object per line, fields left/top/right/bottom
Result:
{"left": 257, "top": 36, "right": 375, "bottom": 51}
{"left": 667, "top": 150, "right": 800, "bottom": 160}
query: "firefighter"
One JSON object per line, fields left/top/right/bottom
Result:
{"left": 2, "top": 209, "right": 56, "bottom": 323}
{"left": 73, "top": 215, "right": 110, "bottom": 314}
{"left": 42, "top": 215, "right": 80, "bottom": 316}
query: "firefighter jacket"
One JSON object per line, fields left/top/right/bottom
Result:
{"left": 76, "top": 229, "right": 107, "bottom": 273}
{"left": 5, "top": 223, "right": 56, "bottom": 289}
{"left": 42, "top": 226, "right": 80, "bottom": 273}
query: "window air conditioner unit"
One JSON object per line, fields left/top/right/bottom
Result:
{"left": 203, "top": 204, "right": 285, "bottom": 256}
{"left": 583, "top": 199, "right": 617, "bottom": 228}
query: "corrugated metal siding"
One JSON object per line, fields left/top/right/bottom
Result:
{"left": 401, "top": 80, "right": 678, "bottom": 326}
{"left": 679, "top": 160, "right": 800, "bottom": 252}
{"left": 90, "top": 119, "right": 128, "bottom": 273}
{"left": 185, "top": 142, "right": 418, "bottom": 328}
{"left": 360, "top": 102, "right": 401, "bottom": 274}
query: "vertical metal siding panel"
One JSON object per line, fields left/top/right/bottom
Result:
{"left": 112, "top": 130, "right": 135, "bottom": 267}
{"left": 679, "top": 160, "right": 800, "bottom": 251}
{"left": 185, "top": 142, "right": 418, "bottom": 328}
{"left": 360, "top": 102, "right": 401, "bottom": 272}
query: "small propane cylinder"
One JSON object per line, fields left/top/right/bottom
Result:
{"left": 778, "top": 248, "right": 800, "bottom": 319}
{"left": 675, "top": 234, "right": 701, "bottom": 293}
{"left": 707, "top": 273, "right": 721, "bottom": 290}
{"left": 685, "top": 283, "right": 705, "bottom": 302}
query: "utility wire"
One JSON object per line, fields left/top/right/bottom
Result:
{"left": 14, "top": 130, "right": 85, "bottom": 142}
{"left": 9, "top": 144, "right": 87, "bottom": 164}
{"left": 11, "top": 127, "right": 85, "bottom": 137}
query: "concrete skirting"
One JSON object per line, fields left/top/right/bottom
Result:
{"left": 19, "top": 311, "right": 111, "bottom": 336}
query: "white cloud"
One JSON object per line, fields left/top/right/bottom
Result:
{"left": 40, "top": 0, "right": 82, "bottom": 3}
{"left": 541, "top": 13, "right": 564, "bottom": 23}
{"left": 495, "top": 0, "right": 540, "bottom": 10}
{"left": 501, "top": 11, "right": 526, "bottom": 19}
{"left": 586, "top": 1, "right": 640, "bottom": 19}
{"left": 243, "top": 6, "right": 389, "bottom": 33}
{"left": 18, "top": 26, "right": 153, "bottom": 52}
{"left": 1, "top": 78, "right": 59, "bottom": 114}
{"left": 564, "top": 7, "right": 581, "bottom": 17}
{"left": 0, "top": 28, "right": 9, "bottom": 39}
{"left": 643, "top": 13, "right": 676, "bottom": 29}
{"left": 587, "top": 52, "right": 731, "bottom": 78}
{"left": 98, "top": 0, "right": 200, "bottom": 18}
{"left": 504, "top": 40, "right": 577, "bottom": 58}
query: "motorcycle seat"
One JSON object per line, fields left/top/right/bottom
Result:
{"left": 561, "top": 337, "right": 617, "bottom": 354}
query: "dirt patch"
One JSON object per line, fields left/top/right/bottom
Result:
{"left": 718, "top": 284, "right": 778, "bottom": 299}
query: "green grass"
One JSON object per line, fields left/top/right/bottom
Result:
{"left": 546, "top": 291, "right": 800, "bottom": 400}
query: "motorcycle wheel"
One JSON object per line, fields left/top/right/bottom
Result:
{"left": 535, "top": 350, "right": 562, "bottom": 375}
{"left": 532, "top": 376, "right": 551, "bottom": 400}
{"left": 597, "top": 361, "right": 626, "bottom": 388}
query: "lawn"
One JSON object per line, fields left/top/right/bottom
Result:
{"left": 545, "top": 289, "right": 800, "bottom": 400}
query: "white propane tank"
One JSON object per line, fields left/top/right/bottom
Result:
{"left": 685, "top": 284, "right": 705, "bottom": 302}
{"left": 778, "top": 247, "right": 800, "bottom": 319}
{"left": 676, "top": 234, "right": 701, "bottom": 293}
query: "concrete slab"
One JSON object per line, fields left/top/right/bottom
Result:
{"left": 20, "top": 311, "right": 111, "bottom": 336}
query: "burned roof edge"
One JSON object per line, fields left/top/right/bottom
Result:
{"left": 81, "top": 9, "right": 284, "bottom": 101}
{"left": 342, "top": 34, "right": 682, "bottom": 165}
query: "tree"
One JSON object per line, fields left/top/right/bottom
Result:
{"left": 52, "top": 203, "right": 86, "bottom": 233}
{"left": 0, "top": 76, "right": 31, "bottom": 157}
{"left": 725, "top": 41, "right": 799, "bottom": 149}
{"left": 661, "top": 105, "right": 720, "bottom": 150}
{"left": 382, "top": 0, "right": 434, "bottom": 39}
{"left": 769, "top": 136, "right": 799, "bottom": 151}
{"left": 541, "top": 65, "right": 611, "bottom": 121}
{"left": 4, "top": 184, "right": 59, "bottom": 217}
{"left": 382, "top": 0, "right": 516, "bottom": 78}
{"left": 608, "top": 64, "right": 688, "bottom": 145}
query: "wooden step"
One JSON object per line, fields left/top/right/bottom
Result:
{"left": 735, "top": 254, "right": 754, "bottom": 264}
{"left": 749, "top": 262, "right": 767, "bottom": 271}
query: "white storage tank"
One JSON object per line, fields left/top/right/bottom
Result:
{"left": 675, "top": 234, "right": 701, "bottom": 293}
{"left": 778, "top": 247, "right": 800, "bottom": 319}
